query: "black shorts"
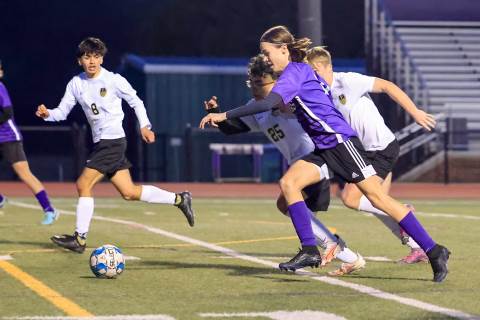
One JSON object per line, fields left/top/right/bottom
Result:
{"left": 0, "top": 141, "right": 27, "bottom": 164}
{"left": 86, "top": 138, "right": 131, "bottom": 179}
{"left": 315, "top": 137, "right": 377, "bottom": 184}
{"left": 365, "top": 139, "right": 400, "bottom": 179}
{"left": 303, "top": 179, "right": 330, "bottom": 212}
{"left": 299, "top": 152, "right": 331, "bottom": 212}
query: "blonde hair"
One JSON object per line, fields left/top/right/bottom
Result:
{"left": 260, "top": 25, "right": 312, "bottom": 63}
{"left": 306, "top": 46, "right": 332, "bottom": 66}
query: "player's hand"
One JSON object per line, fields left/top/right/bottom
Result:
{"left": 412, "top": 109, "right": 436, "bottom": 131}
{"left": 36, "top": 104, "right": 50, "bottom": 118}
{"left": 204, "top": 96, "right": 218, "bottom": 110}
{"left": 141, "top": 127, "right": 155, "bottom": 144}
{"left": 199, "top": 112, "right": 227, "bottom": 129}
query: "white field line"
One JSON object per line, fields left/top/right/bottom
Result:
{"left": 364, "top": 256, "right": 392, "bottom": 262}
{"left": 199, "top": 310, "right": 346, "bottom": 319}
{"left": 2, "top": 316, "right": 175, "bottom": 320}
{"left": 0, "top": 255, "right": 13, "bottom": 261}
{"left": 9, "top": 200, "right": 480, "bottom": 320}
{"left": 329, "top": 205, "right": 480, "bottom": 221}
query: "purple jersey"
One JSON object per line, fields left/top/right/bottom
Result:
{"left": 0, "top": 82, "right": 22, "bottom": 143}
{"left": 271, "top": 62, "right": 356, "bottom": 149}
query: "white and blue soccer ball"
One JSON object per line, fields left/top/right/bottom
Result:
{"left": 89, "top": 244, "right": 125, "bottom": 279}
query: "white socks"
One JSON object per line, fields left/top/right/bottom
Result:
{"left": 358, "top": 195, "right": 420, "bottom": 249}
{"left": 336, "top": 247, "right": 359, "bottom": 263}
{"left": 309, "top": 212, "right": 337, "bottom": 246}
{"left": 309, "top": 213, "right": 359, "bottom": 263}
{"left": 140, "top": 185, "right": 176, "bottom": 205}
{"left": 75, "top": 197, "right": 94, "bottom": 235}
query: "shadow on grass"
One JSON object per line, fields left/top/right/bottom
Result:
{"left": 128, "top": 260, "right": 301, "bottom": 280}
{"left": 0, "top": 239, "right": 54, "bottom": 249}
{"left": 344, "top": 274, "right": 431, "bottom": 282}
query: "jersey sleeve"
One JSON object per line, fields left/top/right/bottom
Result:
{"left": 271, "top": 63, "right": 305, "bottom": 104}
{"left": 114, "top": 74, "right": 151, "bottom": 129}
{"left": 344, "top": 72, "right": 375, "bottom": 96}
{"left": 239, "top": 99, "right": 260, "bottom": 131}
{"left": 0, "top": 83, "right": 13, "bottom": 108}
{"left": 45, "top": 79, "right": 77, "bottom": 122}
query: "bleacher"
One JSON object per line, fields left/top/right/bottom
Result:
{"left": 366, "top": 0, "right": 480, "bottom": 181}
{"left": 395, "top": 21, "right": 480, "bottom": 124}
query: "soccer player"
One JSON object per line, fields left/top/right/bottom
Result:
{"left": 35, "top": 38, "right": 194, "bottom": 253}
{"left": 199, "top": 26, "right": 450, "bottom": 282}
{"left": 306, "top": 46, "right": 432, "bottom": 264}
{"left": 204, "top": 54, "right": 365, "bottom": 275}
{"left": 0, "top": 59, "right": 58, "bottom": 224}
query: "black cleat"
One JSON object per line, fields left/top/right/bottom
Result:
{"left": 176, "top": 191, "right": 195, "bottom": 227}
{"left": 51, "top": 232, "right": 86, "bottom": 254}
{"left": 427, "top": 244, "right": 451, "bottom": 283}
{"left": 279, "top": 247, "right": 322, "bottom": 272}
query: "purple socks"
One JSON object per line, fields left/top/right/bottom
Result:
{"left": 35, "top": 190, "right": 54, "bottom": 212}
{"left": 288, "top": 201, "right": 316, "bottom": 247}
{"left": 399, "top": 211, "right": 436, "bottom": 252}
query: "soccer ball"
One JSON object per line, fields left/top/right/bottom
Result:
{"left": 89, "top": 244, "right": 125, "bottom": 279}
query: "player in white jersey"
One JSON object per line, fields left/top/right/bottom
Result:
{"left": 204, "top": 54, "right": 366, "bottom": 275}
{"left": 35, "top": 38, "right": 195, "bottom": 253}
{"left": 307, "top": 47, "right": 436, "bottom": 263}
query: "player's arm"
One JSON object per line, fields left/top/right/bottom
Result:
{"left": 204, "top": 96, "right": 251, "bottom": 135}
{"left": 114, "top": 74, "right": 154, "bottom": 143}
{"left": 199, "top": 92, "right": 282, "bottom": 128}
{"left": 0, "top": 106, "right": 13, "bottom": 124}
{"left": 36, "top": 80, "right": 77, "bottom": 122}
{"left": 371, "top": 78, "right": 436, "bottom": 131}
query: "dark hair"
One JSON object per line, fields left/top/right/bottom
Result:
{"left": 247, "top": 54, "right": 278, "bottom": 80}
{"left": 260, "top": 25, "right": 312, "bottom": 62}
{"left": 76, "top": 37, "right": 108, "bottom": 58}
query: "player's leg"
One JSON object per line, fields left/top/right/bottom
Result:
{"left": 12, "top": 160, "right": 58, "bottom": 224}
{"left": 322, "top": 137, "right": 449, "bottom": 281}
{"left": 352, "top": 165, "right": 448, "bottom": 281}
{"left": 278, "top": 158, "right": 331, "bottom": 271}
{"left": 4, "top": 141, "right": 57, "bottom": 224}
{"left": 51, "top": 167, "right": 104, "bottom": 253}
{"left": 109, "top": 169, "right": 194, "bottom": 227}
{"left": 0, "top": 193, "right": 5, "bottom": 208}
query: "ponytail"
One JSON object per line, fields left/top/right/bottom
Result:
{"left": 260, "top": 25, "right": 312, "bottom": 62}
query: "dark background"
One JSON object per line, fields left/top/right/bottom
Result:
{"left": 0, "top": 0, "right": 364, "bottom": 126}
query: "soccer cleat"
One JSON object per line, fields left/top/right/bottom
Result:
{"left": 321, "top": 240, "right": 341, "bottom": 266}
{"left": 175, "top": 191, "right": 195, "bottom": 227}
{"left": 41, "top": 209, "right": 60, "bottom": 225}
{"left": 50, "top": 232, "right": 86, "bottom": 253}
{"left": 398, "top": 248, "right": 429, "bottom": 264}
{"left": 279, "top": 248, "right": 322, "bottom": 272}
{"left": 328, "top": 253, "right": 366, "bottom": 276}
{"left": 427, "top": 244, "right": 451, "bottom": 283}
{"left": 0, "top": 195, "right": 6, "bottom": 208}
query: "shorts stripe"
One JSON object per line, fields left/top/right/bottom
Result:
{"left": 7, "top": 120, "right": 21, "bottom": 141}
{"left": 347, "top": 140, "right": 367, "bottom": 168}
{"left": 344, "top": 140, "right": 366, "bottom": 169}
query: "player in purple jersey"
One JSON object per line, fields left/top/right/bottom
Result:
{"left": 199, "top": 26, "right": 450, "bottom": 282}
{"left": 0, "top": 59, "right": 58, "bottom": 224}
{"left": 204, "top": 54, "right": 366, "bottom": 275}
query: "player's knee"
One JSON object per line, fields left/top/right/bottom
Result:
{"left": 341, "top": 189, "right": 358, "bottom": 210}
{"left": 279, "top": 176, "right": 299, "bottom": 195}
{"left": 120, "top": 188, "right": 139, "bottom": 201}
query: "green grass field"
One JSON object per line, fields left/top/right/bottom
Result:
{"left": 0, "top": 197, "right": 479, "bottom": 320}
